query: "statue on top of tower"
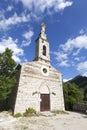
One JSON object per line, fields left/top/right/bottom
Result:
{"left": 40, "top": 22, "right": 47, "bottom": 40}
{"left": 41, "top": 22, "right": 46, "bottom": 34}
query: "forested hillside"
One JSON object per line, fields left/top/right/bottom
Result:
{"left": 67, "top": 75, "right": 87, "bottom": 101}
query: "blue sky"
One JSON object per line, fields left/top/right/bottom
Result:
{"left": 0, "top": 0, "right": 87, "bottom": 81}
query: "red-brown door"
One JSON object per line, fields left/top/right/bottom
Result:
{"left": 40, "top": 94, "right": 50, "bottom": 111}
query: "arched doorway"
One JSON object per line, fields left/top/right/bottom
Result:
{"left": 40, "top": 85, "right": 50, "bottom": 111}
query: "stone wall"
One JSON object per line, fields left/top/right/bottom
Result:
{"left": 73, "top": 103, "right": 87, "bottom": 113}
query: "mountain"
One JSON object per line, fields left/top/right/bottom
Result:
{"left": 67, "top": 75, "right": 87, "bottom": 101}
{"left": 69, "top": 75, "right": 87, "bottom": 88}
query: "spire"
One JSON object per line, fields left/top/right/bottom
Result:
{"left": 40, "top": 22, "right": 47, "bottom": 40}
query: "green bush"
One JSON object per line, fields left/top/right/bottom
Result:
{"left": 14, "top": 113, "right": 22, "bottom": 118}
{"left": 23, "top": 108, "right": 36, "bottom": 117}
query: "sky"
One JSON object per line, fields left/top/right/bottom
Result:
{"left": 0, "top": 0, "right": 87, "bottom": 81}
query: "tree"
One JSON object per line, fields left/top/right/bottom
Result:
{"left": 63, "top": 82, "right": 84, "bottom": 110}
{"left": 0, "top": 48, "right": 16, "bottom": 100}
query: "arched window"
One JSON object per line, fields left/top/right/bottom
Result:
{"left": 43, "top": 45, "right": 46, "bottom": 56}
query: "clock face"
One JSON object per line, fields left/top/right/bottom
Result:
{"left": 41, "top": 66, "right": 49, "bottom": 76}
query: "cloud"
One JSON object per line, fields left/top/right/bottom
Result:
{"left": 7, "top": 5, "right": 13, "bottom": 11}
{"left": 55, "top": 1, "right": 73, "bottom": 11}
{"left": 79, "top": 29, "right": 85, "bottom": 35}
{"left": 0, "top": 37, "right": 24, "bottom": 62}
{"left": 53, "top": 33, "right": 87, "bottom": 67}
{"left": 22, "top": 30, "right": 34, "bottom": 47}
{"left": 72, "top": 49, "right": 81, "bottom": 56}
{"left": 53, "top": 51, "right": 69, "bottom": 66}
{"left": 0, "top": 10, "right": 5, "bottom": 20}
{"left": 0, "top": 13, "right": 30, "bottom": 30}
{"left": 77, "top": 61, "right": 87, "bottom": 76}
{"left": 74, "top": 57, "right": 80, "bottom": 61}
{"left": 23, "top": 30, "right": 34, "bottom": 40}
{"left": 58, "top": 60, "right": 69, "bottom": 67}
{"left": 79, "top": 28, "right": 87, "bottom": 35}
{"left": 0, "top": 0, "right": 73, "bottom": 31}
{"left": 17, "top": 0, "right": 73, "bottom": 14}
{"left": 60, "top": 34, "right": 87, "bottom": 52}
{"left": 54, "top": 51, "right": 68, "bottom": 61}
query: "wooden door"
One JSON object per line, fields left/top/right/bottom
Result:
{"left": 40, "top": 94, "right": 50, "bottom": 111}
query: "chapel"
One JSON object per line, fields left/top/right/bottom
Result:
{"left": 8, "top": 23, "right": 65, "bottom": 114}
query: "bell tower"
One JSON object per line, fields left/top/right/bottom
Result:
{"left": 34, "top": 22, "right": 50, "bottom": 64}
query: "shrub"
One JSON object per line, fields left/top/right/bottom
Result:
{"left": 14, "top": 113, "right": 22, "bottom": 118}
{"left": 23, "top": 108, "right": 36, "bottom": 117}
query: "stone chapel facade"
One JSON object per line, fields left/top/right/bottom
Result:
{"left": 8, "top": 23, "right": 65, "bottom": 114}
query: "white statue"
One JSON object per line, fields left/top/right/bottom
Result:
{"left": 40, "top": 22, "right": 47, "bottom": 39}
{"left": 41, "top": 22, "right": 46, "bottom": 34}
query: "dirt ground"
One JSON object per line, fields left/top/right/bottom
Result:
{"left": 0, "top": 111, "right": 87, "bottom": 130}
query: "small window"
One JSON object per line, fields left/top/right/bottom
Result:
{"left": 43, "top": 45, "right": 46, "bottom": 56}
{"left": 43, "top": 68, "right": 47, "bottom": 73}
